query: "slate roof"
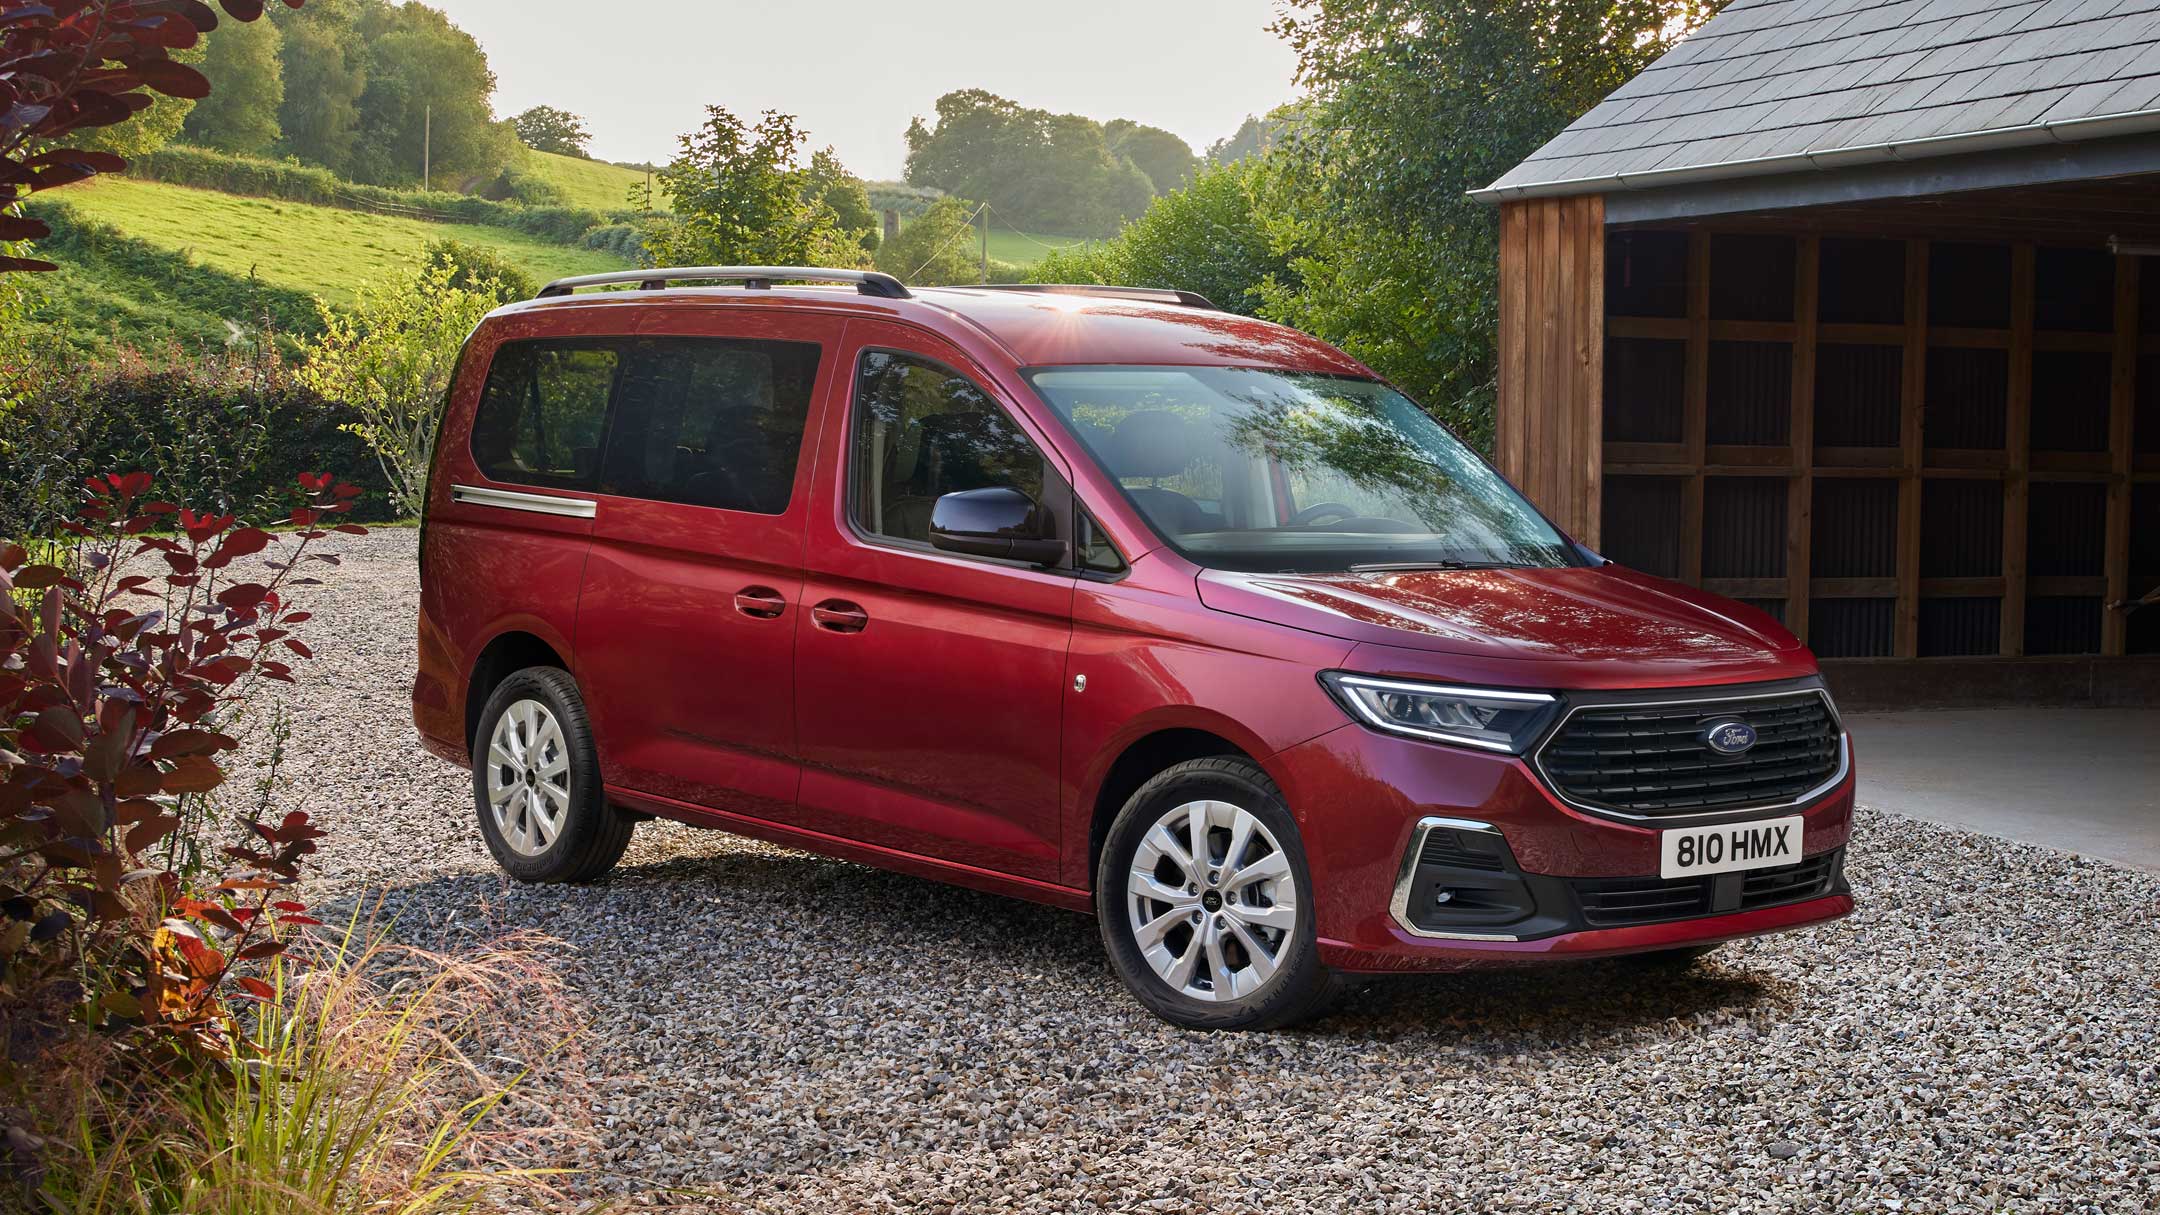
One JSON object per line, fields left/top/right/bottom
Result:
{"left": 1477, "top": 0, "right": 2160, "bottom": 200}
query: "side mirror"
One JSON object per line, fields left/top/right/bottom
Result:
{"left": 930, "top": 487, "right": 1066, "bottom": 565}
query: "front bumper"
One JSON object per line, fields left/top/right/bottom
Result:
{"left": 1270, "top": 723, "right": 1857, "bottom": 972}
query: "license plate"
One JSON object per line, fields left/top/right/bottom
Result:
{"left": 1659, "top": 815, "right": 1803, "bottom": 879}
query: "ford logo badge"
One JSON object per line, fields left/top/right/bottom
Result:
{"left": 1702, "top": 719, "right": 1758, "bottom": 755}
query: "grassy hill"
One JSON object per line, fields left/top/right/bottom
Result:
{"left": 523, "top": 149, "right": 665, "bottom": 213}
{"left": 45, "top": 177, "right": 633, "bottom": 307}
{"left": 984, "top": 225, "right": 1087, "bottom": 268}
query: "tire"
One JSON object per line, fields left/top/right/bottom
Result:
{"left": 471, "top": 666, "right": 632, "bottom": 883}
{"left": 1096, "top": 757, "right": 1343, "bottom": 1031}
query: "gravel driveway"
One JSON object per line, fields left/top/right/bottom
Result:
{"left": 245, "top": 528, "right": 2160, "bottom": 1213}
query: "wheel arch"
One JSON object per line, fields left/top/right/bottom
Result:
{"left": 464, "top": 627, "right": 572, "bottom": 749}
{"left": 1085, "top": 726, "right": 1268, "bottom": 894}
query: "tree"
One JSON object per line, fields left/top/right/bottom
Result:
{"left": 1, "top": 0, "right": 302, "bottom": 273}
{"left": 1206, "top": 112, "right": 1286, "bottom": 166}
{"left": 1260, "top": 0, "right": 1724, "bottom": 445}
{"left": 298, "top": 257, "right": 503, "bottom": 515}
{"left": 274, "top": 1, "right": 366, "bottom": 173}
{"left": 512, "top": 105, "right": 591, "bottom": 157}
{"left": 344, "top": 1, "right": 512, "bottom": 187}
{"left": 874, "top": 196, "right": 983, "bottom": 287}
{"left": 645, "top": 107, "right": 869, "bottom": 270}
{"left": 904, "top": 90, "right": 1156, "bottom": 237}
{"left": 1028, "top": 160, "right": 1287, "bottom": 315}
{"left": 804, "top": 148, "right": 879, "bottom": 253}
{"left": 184, "top": 13, "right": 287, "bottom": 154}
{"left": 1106, "top": 119, "right": 1198, "bottom": 195}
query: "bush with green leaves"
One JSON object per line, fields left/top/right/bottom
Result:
{"left": 647, "top": 107, "right": 878, "bottom": 270}
{"left": 875, "top": 196, "right": 984, "bottom": 287}
{"left": 1028, "top": 160, "right": 1287, "bottom": 315}
{"left": 298, "top": 259, "right": 505, "bottom": 516}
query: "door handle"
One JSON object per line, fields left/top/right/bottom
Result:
{"left": 810, "top": 599, "right": 869, "bottom": 634}
{"left": 733, "top": 587, "right": 787, "bottom": 619}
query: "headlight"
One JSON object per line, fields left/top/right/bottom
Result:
{"left": 1319, "top": 672, "right": 1559, "bottom": 754}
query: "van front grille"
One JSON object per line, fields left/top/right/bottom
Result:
{"left": 1570, "top": 848, "right": 1845, "bottom": 928}
{"left": 1534, "top": 691, "right": 1842, "bottom": 816}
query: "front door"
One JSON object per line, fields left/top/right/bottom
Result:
{"left": 573, "top": 308, "right": 846, "bottom": 822}
{"left": 791, "top": 320, "right": 1076, "bottom": 881}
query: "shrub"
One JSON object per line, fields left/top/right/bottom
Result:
{"left": 0, "top": 350, "right": 397, "bottom": 541}
{"left": 423, "top": 238, "right": 535, "bottom": 303}
{"left": 0, "top": 474, "right": 358, "bottom": 1068}
{"left": 1028, "top": 160, "right": 1287, "bottom": 315}
{"left": 579, "top": 222, "right": 653, "bottom": 267}
{"left": 298, "top": 261, "right": 503, "bottom": 516}
{"left": 479, "top": 165, "right": 570, "bottom": 208}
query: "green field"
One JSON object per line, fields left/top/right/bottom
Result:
{"left": 524, "top": 149, "right": 666, "bottom": 212}
{"left": 984, "top": 224, "right": 1088, "bottom": 268}
{"left": 48, "top": 177, "right": 634, "bottom": 306}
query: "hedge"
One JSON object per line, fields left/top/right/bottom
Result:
{"left": 1, "top": 351, "right": 400, "bottom": 539}
{"left": 126, "top": 145, "right": 627, "bottom": 245}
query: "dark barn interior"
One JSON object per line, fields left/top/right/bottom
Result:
{"left": 1595, "top": 183, "right": 2160, "bottom": 686}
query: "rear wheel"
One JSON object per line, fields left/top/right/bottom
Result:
{"left": 472, "top": 667, "right": 632, "bottom": 883}
{"left": 1096, "top": 757, "right": 1341, "bottom": 1030}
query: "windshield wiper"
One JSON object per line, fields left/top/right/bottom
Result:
{"left": 1347, "top": 560, "right": 1528, "bottom": 573}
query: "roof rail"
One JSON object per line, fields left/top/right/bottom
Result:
{"left": 535, "top": 266, "right": 912, "bottom": 300}
{"left": 960, "top": 283, "right": 1219, "bottom": 310}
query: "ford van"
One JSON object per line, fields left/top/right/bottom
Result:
{"left": 412, "top": 267, "right": 1853, "bottom": 1030}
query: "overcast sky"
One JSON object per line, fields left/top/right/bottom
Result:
{"left": 425, "top": 0, "right": 1302, "bottom": 180}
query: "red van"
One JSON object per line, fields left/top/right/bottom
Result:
{"left": 413, "top": 267, "right": 1853, "bottom": 1030}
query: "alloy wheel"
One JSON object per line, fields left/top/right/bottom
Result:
{"left": 1126, "top": 798, "right": 1299, "bottom": 1002}
{"left": 486, "top": 698, "right": 571, "bottom": 856}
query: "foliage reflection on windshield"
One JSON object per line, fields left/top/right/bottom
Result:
{"left": 1027, "top": 366, "right": 1574, "bottom": 573}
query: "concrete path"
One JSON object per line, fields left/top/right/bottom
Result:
{"left": 1846, "top": 708, "right": 2160, "bottom": 872}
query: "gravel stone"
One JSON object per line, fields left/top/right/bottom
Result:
{"left": 238, "top": 529, "right": 2160, "bottom": 1213}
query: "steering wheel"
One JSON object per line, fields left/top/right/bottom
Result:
{"left": 1288, "top": 501, "right": 1360, "bottom": 527}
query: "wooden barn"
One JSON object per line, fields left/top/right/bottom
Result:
{"left": 1478, "top": 0, "right": 2160, "bottom": 706}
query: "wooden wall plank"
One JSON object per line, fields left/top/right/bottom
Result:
{"left": 1492, "top": 197, "right": 1605, "bottom": 546}
{"left": 1789, "top": 235, "right": 1819, "bottom": 644}
{"left": 2002, "top": 245, "right": 2034, "bottom": 656}
{"left": 2104, "top": 254, "right": 2140, "bottom": 655}
{"left": 1894, "top": 239, "right": 1928, "bottom": 658}
{"left": 1682, "top": 229, "right": 1711, "bottom": 585}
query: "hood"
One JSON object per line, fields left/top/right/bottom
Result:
{"left": 1196, "top": 564, "right": 1802, "bottom": 668}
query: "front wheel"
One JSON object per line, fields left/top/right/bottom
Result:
{"left": 1096, "top": 757, "right": 1341, "bottom": 1031}
{"left": 471, "top": 666, "right": 632, "bottom": 883}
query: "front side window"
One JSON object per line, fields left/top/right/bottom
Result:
{"left": 602, "top": 337, "right": 820, "bottom": 514}
{"left": 850, "top": 350, "right": 1047, "bottom": 546}
{"left": 1027, "top": 366, "right": 1576, "bottom": 574}
{"left": 470, "top": 341, "right": 617, "bottom": 490}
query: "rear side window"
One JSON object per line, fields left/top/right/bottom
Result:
{"left": 470, "top": 341, "right": 617, "bottom": 490}
{"left": 850, "top": 350, "right": 1046, "bottom": 545}
{"left": 601, "top": 337, "right": 821, "bottom": 515}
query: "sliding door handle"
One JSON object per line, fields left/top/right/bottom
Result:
{"left": 733, "top": 587, "right": 787, "bottom": 620}
{"left": 810, "top": 600, "right": 869, "bottom": 634}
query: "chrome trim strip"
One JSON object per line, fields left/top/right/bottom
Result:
{"left": 450, "top": 484, "right": 598, "bottom": 519}
{"left": 1389, "top": 817, "right": 1523, "bottom": 942}
{"left": 1530, "top": 687, "right": 1850, "bottom": 828}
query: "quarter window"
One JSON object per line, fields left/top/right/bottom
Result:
{"left": 470, "top": 341, "right": 617, "bottom": 490}
{"left": 601, "top": 337, "right": 820, "bottom": 514}
{"left": 850, "top": 350, "right": 1047, "bottom": 545}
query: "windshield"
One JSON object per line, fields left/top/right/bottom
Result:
{"left": 1026, "top": 366, "right": 1577, "bottom": 574}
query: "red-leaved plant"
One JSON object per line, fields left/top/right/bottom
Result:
{"left": 2, "top": 0, "right": 304, "bottom": 271}
{"left": 0, "top": 471, "right": 359, "bottom": 1059}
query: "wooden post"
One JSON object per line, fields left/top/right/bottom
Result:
{"left": 1894, "top": 239, "right": 1928, "bottom": 657}
{"left": 1788, "top": 236, "right": 1820, "bottom": 643}
{"left": 1682, "top": 229, "right": 1711, "bottom": 586}
{"left": 2104, "top": 254, "right": 2140, "bottom": 655}
{"left": 1494, "top": 195, "right": 1605, "bottom": 546}
{"left": 2001, "top": 245, "right": 2034, "bottom": 656}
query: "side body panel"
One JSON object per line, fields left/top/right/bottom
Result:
{"left": 414, "top": 312, "right": 597, "bottom": 763}
{"left": 791, "top": 318, "right": 1076, "bottom": 882}
{"left": 571, "top": 307, "right": 846, "bottom": 820}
